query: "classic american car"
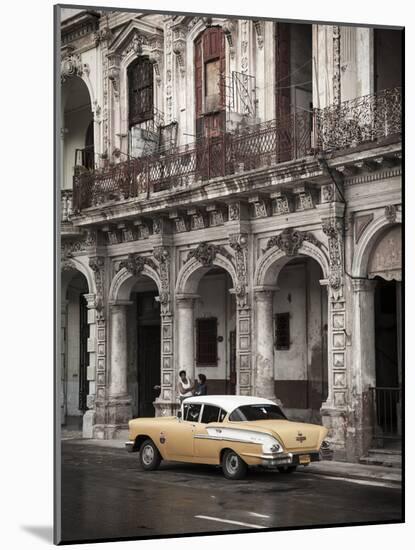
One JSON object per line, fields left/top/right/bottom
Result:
{"left": 126, "top": 395, "right": 331, "bottom": 479}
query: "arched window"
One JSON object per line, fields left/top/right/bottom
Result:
{"left": 128, "top": 56, "right": 154, "bottom": 127}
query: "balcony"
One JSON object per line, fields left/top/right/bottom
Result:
{"left": 315, "top": 87, "right": 401, "bottom": 152}
{"left": 72, "top": 88, "right": 401, "bottom": 212}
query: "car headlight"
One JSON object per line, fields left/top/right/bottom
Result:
{"left": 320, "top": 439, "right": 331, "bottom": 450}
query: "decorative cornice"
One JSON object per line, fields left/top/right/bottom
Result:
{"left": 343, "top": 166, "right": 401, "bottom": 186}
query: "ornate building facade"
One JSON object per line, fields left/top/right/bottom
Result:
{"left": 59, "top": 8, "right": 402, "bottom": 461}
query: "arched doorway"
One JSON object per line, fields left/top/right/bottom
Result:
{"left": 127, "top": 275, "right": 162, "bottom": 417}
{"left": 368, "top": 225, "right": 402, "bottom": 444}
{"left": 193, "top": 267, "right": 236, "bottom": 395}
{"left": 270, "top": 256, "right": 327, "bottom": 421}
{"left": 61, "top": 76, "right": 94, "bottom": 189}
{"left": 175, "top": 251, "right": 239, "bottom": 397}
{"left": 61, "top": 269, "right": 90, "bottom": 430}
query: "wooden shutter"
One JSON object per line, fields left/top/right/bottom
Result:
{"left": 195, "top": 36, "right": 203, "bottom": 118}
{"left": 275, "top": 22, "right": 291, "bottom": 120}
{"left": 128, "top": 56, "right": 154, "bottom": 127}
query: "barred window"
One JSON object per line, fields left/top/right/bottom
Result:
{"left": 128, "top": 56, "right": 154, "bottom": 127}
{"left": 275, "top": 312, "right": 290, "bottom": 350}
{"left": 196, "top": 318, "right": 218, "bottom": 365}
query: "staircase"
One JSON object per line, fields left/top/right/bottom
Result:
{"left": 359, "top": 447, "right": 402, "bottom": 469}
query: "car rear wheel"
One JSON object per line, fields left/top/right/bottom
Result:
{"left": 222, "top": 449, "right": 248, "bottom": 480}
{"left": 139, "top": 439, "right": 162, "bottom": 471}
{"left": 277, "top": 465, "right": 297, "bottom": 474}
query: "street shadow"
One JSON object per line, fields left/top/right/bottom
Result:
{"left": 21, "top": 525, "right": 53, "bottom": 543}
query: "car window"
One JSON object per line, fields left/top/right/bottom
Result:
{"left": 201, "top": 404, "right": 221, "bottom": 424}
{"left": 229, "top": 404, "right": 286, "bottom": 422}
{"left": 184, "top": 403, "right": 202, "bottom": 422}
{"left": 218, "top": 408, "right": 227, "bottom": 422}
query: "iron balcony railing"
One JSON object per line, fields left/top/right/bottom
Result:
{"left": 72, "top": 87, "right": 401, "bottom": 211}
{"left": 73, "top": 110, "right": 312, "bottom": 210}
{"left": 370, "top": 386, "right": 402, "bottom": 443}
{"left": 315, "top": 87, "right": 401, "bottom": 151}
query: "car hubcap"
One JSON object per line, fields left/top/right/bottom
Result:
{"left": 142, "top": 445, "right": 154, "bottom": 465}
{"left": 226, "top": 454, "right": 239, "bottom": 473}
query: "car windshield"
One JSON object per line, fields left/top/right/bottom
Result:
{"left": 229, "top": 404, "right": 287, "bottom": 422}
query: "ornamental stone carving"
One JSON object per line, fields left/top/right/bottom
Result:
{"left": 223, "top": 19, "right": 237, "bottom": 58}
{"left": 229, "top": 233, "right": 249, "bottom": 308}
{"left": 107, "top": 54, "right": 121, "bottom": 97}
{"left": 172, "top": 27, "right": 186, "bottom": 75}
{"left": 385, "top": 204, "right": 398, "bottom": 223}
{"left": 154, "top": 246, "right": 171, "bottom": 315}
{"left": 89, "top": 256, "right": 105, "bottom": 318}
{"left": 186, "top": 242, "right": 228, "bottom": 267}
{"left": 265, "top": 228, "right": 320, "bottom": 257}
{"left": 118, "top": 253, "right": 156, "bottom": 276}
{"left": 61, "top": 54, "right": 88, "bottom": 81}
{"left": 61, "top": 230, "right": 96, "bottom": 258}
{"left": 253, "top": 20, "right": 264, "bottom": 50}
{"left": 322, "top": 218, "right": 344, "bottom": 293}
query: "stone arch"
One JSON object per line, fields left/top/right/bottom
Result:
{"left": 254, "top": 240, "right": 330, "bottom": 288}
{"left": 108, "top": 264, "right": 162, "bottom": 303}
{"left": 352, "top": 210, "right": 402, "bottom": 278}
{"left": 61, "top": 257, "right": 95, "bottom": 297}
{"left": 175, "top": 253, "right": 238, "bottom": 295}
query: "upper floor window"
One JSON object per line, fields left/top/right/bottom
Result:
{"left": 195, "top": 27, "right": 225, "bottom": 125}
{"left": 128, "top": 56, "right": 154, "bottom": 127}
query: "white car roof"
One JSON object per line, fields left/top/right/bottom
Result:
{"left": 182, "top": 395, "right": 277, "bottom": 414}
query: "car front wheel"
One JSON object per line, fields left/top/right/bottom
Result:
{"left": 139, "top": 439, "right": 162, "bottom": 471}
{"left": 222, "top": 449, "right": 248, "bottom": 480}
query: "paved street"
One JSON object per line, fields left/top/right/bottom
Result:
{"left": 60, "top": 440, "right": 402, "bottom": 543}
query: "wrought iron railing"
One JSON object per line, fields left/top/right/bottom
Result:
{"left": 73, "top": 110, "right": 312, "bottom": 210}
{"left": 370, "top": 386, "right": 402, "bottom": 443}
{"left": 72, "top": 88, "right": 401, "bottom": 211}
{"left": 315, "top": 87, "right": 401, "bottom": 151}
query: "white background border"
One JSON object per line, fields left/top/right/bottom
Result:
{"left": 1, "top": 0, "right": 411, "bottom": 548}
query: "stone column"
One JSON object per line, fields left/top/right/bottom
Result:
{"left": 254, "top": 288, "right": 277, "bottom": 401}
{"left": 175, "top": 295, "right": 198, "bottom": 382}
{"left": 351, "top": 278, "right": 377, "bottom": 456}
{"left": 107, "top": 301, "right": 132, "bottom": 437}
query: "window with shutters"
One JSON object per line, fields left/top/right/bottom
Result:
{"left": 196, "top": 318, "right": 218, "bottom": 365}
{"left": 194, "top": 27, "right": 225, "bottom": 138}
{"left": 275, "top": 312, "right": 290, "bottom": 350}
{"left": 128, "top": 56, "right": 154, "bottom": 127}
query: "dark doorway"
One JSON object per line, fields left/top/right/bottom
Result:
{"left": 374, "top": 29, "right": 402, "bottom": 93}
{"left": 79, "top": 294, "right": 89, "bottom": 413}
{"left": 137, "top": 292, "right": 161, "bottom": 417}
{"left": 373, "top": 278, "right": 401, "bottom": 439}
{"left": 228, "top": 330, "right": 236, "bottom": 395}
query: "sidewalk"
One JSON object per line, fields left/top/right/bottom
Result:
{"left": 63, "top": 436, "right": 402, "bottom": 485}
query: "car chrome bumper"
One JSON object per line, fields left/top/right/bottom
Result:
{"left": 125, "top": 441, "right": 134, "bottom": 452}
{"left": 260, "top": 452, "right": 320, "bottom": 468}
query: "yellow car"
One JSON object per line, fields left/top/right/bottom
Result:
{"left": 126, "top": 395, "right": 331, "bottom": 480}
